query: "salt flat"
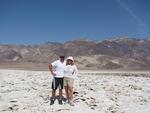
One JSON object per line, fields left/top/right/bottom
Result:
{"left": 0, "top": 69, "right": 150, "bottom": 113}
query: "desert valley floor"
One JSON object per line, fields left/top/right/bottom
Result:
{"left": 0, "top": 69, "right": 150, "bottom": 113}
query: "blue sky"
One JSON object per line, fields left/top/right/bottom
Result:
{"left": 0, "top": 0, "right": 150, "bottom": 44}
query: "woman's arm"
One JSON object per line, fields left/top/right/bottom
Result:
{"left": 72, "top": 65, "right": 78, "bottom": 77}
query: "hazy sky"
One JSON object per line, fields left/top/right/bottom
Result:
{"left": 0, "top": 0, "right": 150, "bottom": 44}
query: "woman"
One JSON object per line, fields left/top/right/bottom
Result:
{"left": 64, "top": 56, "right": 78, "bottom": 106}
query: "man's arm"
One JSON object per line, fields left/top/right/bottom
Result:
{"left": 49, "top": 64, "right": 56, "bottom": 76}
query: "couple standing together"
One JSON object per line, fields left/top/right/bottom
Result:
{"left": 49, "top": 55, "right": 78, "bottom": 106}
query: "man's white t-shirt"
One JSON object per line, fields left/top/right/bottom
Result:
{"left": 51, "top": 60, "right": 65, "bottom": 78}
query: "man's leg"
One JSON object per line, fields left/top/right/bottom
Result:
{"left": 50, "top": 89, "right": 56, "bottom": 105}
{"left": 59, "top": 89, "right": 63, "bottom": 97}
{"left": 59, "top": 77, "right": 64, "bottom": 97}
{"left": 58, "top": 78, "right": 63, "bottom": 105}
{"left": 58, "top": 89, "right": 63, "bottom": 105}
{"left": 52, "top": 89, "right": 56, "bottom": 97}
{"left": 50, "top": 78, "right": 57, "bottom": 105}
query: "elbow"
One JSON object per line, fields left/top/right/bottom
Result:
{"left": 49, "top": 64, "right": 53, "bottom": 70}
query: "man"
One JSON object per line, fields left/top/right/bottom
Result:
{"left": 49, "top": 55, "right": 65, "bottom": 105}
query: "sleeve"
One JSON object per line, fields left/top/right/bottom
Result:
{"left": 63, "top": 66, "right": 66, "bottom": 74}
{"left": 51, "top": 60, "right": 57, "bottom": 67}
{"left": 72, "top": 65, "right": 79, "bottom": 88}
{"left": 72, "top": 65, "right": 78, "bottom": 78}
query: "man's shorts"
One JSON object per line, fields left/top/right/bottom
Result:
{"left": 64, "top": 77, "right": 74, "bottom": 87}
{"left": 52, "top": 77, "right": 64, "bottom": 90}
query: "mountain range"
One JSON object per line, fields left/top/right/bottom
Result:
{"left": 0, "top": 37, "right": 150, "bottom": 70}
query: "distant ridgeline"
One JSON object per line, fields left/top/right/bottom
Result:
{"left": 0, "top": 38, "right": 150, "bottom": 70}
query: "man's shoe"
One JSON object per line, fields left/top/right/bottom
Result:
{"left": 50, "top": 99, "right": 55, "bottom": 105}
{"left": 58, "top": 99, "right": 63, "bottom": 105}
{"left": 50, "top": 97, "right": 55, "bottom": 105}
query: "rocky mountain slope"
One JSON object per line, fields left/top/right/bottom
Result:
{"left": 0, "top": 38, "right": 150, "bottom": 70}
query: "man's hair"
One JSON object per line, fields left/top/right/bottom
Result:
{"left": 60, "top": 56, "right": 65, "bottom": 58}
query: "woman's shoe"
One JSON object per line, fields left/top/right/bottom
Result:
{"left": 68, "top": 100, "right": 74, "bottom": 106}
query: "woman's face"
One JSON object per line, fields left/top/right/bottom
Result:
{"left": 67, "top": 59, "right": 73, "bottom": 65}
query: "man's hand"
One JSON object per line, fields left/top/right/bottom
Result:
{"left": 49, "top": 64, "right": 56, "bottom": 76}
{"left": 51, "top": 71, "right": 56, "bottom": 76}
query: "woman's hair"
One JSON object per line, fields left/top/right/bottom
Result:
{"left": 66, "top": 60, "right": 70, "bottom": 65}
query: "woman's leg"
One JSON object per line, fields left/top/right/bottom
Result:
{"left": 64, "top": 86, "right": 69, "bottom": 100}
{"left": 68, "top": 79, "right": 74, "bottom": 101}
{"left": 68, "top": 85, "right": 74, "bottom": 106}
{"left": 68, "top": 85, "right": 73, "bottom": 100}
{"left": 64, "top": 78, "right": 69, "bottom": 100}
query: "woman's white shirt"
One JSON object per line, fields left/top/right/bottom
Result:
{"left": 64, "top": 65, "right": 78, "bottom": 79}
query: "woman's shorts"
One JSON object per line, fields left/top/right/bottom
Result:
{"left": 64, "top": 77, "right": 74, "bottom": 87}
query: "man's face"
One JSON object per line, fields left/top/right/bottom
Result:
{"left": 60, "top": 56, "right": 65, "bottom": 62}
